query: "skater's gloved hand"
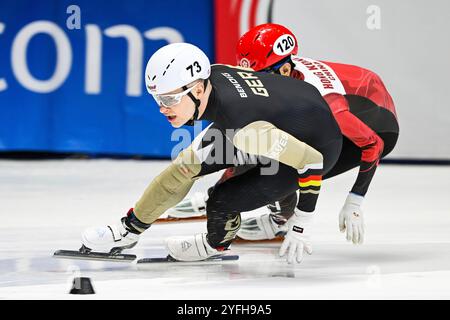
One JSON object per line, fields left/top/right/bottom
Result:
{"left": 339, "top": 193, "right": 365, "bottom": 244}
{"left": 279, "top": 210, "right": 314, "bottom": 264}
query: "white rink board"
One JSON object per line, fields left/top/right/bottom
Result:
{"left": 273, "top": 0, "right": 450, "bottom": 159}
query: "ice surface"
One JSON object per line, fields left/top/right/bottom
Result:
{"left": 0, "top": 159, "right": 449, "bottom": 299}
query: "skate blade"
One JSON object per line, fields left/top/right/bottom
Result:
{"left": 136, "top": 254, "right": 239, "bottom": 266}
{"left": 53, "top": 249, "right": 137, "bottom": 262}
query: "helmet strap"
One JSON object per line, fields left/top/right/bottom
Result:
{"left": 184, "top": 79, "right": 208, "bottom": 126}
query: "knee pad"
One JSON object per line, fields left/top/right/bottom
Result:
{"left": 233, "top": 121, "right": 323, "bottom": 171}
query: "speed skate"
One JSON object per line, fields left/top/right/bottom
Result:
{"left": 137, "top": 254, "right": 239, "bottom": 265}
{"left": 53, "top": 245, "right": 137, "bottom": 262}
{"left": 53, "top": 246, "right": 239, "bottom": 264}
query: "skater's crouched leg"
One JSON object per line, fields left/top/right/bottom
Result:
{"left": 206, "top": 206, "right": 242, "bottom": 249}
{"left": 81, "top": 147, "right": 202, "bottom": 254}
{"left": 206, "top": 163, "right": 299, "bottom": 248}
{"left": 134, "top": 146, "right": 202, "bottom": 224}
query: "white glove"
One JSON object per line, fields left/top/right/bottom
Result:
{"left": 339, "top": 193, "right": 365, "bottom": 244}
{"left": 279, "top": 209, "right": 314, "bottom": 264}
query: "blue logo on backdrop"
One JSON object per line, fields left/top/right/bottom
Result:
{"left": 0, "top": 0, "right": 213, "bottom": 156}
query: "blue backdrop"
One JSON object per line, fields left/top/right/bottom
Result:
{"left": 0, "top": 0, "right": 213, "bottom": 157}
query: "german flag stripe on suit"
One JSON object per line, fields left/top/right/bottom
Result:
{"left": 298, "top": 169, "right": 322, "bottom": 194}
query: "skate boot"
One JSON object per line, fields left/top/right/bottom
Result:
{"left": 81, "top": 208, "right": 150, "bottom": 254}
{"left": 165, "top": 192, "right": 208, "bottom": 218}
{"left": 237, "top": 213, "right": 288, "bottom": 241}
{"left": 165, "top": 233, "right": 227, "bottom": 261}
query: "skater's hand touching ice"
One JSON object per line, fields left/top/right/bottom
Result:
{"left": 279, "top": 210, "right": 314, "bottom": 264}
{"left": 339, "top": 193, "right": 365, "bottom": 244}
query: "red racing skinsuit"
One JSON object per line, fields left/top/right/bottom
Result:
{"left": 290, "top": 56, "right": 398, "bottom": 196}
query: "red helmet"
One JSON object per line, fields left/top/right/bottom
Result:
{"left": 236, "top": 23, "right": 298, "bottom": 71}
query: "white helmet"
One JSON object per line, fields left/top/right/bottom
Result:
{"left": 145, "top": 42, "right": 211, "bottom": 95}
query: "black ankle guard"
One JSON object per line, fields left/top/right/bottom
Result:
{"left": 123, "top": 208, "right": 151, "bottom": 234}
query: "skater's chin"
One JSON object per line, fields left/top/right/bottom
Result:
{"left": 169, "top": 118, "right": 186, "bottom": 128}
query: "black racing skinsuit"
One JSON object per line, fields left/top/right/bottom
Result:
{"left": 189, "top": 65, "right": 342, "bottom": 248}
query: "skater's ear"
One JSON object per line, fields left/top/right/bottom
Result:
{"left": 192, "top": 79, "right": 209, "bottom": 99}
{"left": 279, "top": 63, "right": 292, "bottom": 77}
{"left": 194, "top": 81, "right": 204, "bottom": 97}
